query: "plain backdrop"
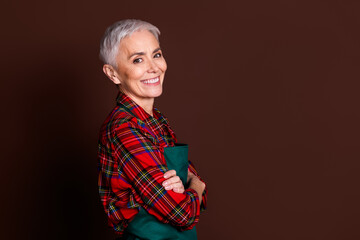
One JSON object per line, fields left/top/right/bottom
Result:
{"left": 1, "top": 0, "right": 360, "bottom": 239}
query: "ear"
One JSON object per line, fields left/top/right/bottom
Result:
{"left": 103, "top": 64, "right": 121, "bottom": 84}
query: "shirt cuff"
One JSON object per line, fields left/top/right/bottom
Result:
{"left": 200, "top": 184, "right": 208, "bottom": 212}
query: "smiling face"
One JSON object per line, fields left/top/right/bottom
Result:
{"left": 104, "top": 30, "right": 167, "bottom": 110}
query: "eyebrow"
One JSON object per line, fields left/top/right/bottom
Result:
{"left": 128, "top": 47, "right": 162, "bottom": 59}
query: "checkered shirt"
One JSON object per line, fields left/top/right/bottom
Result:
{"left": 98, "top": 92, "right": 207, "bottom": 236}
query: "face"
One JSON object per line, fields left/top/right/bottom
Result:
{"left": 107, "top": 30, "right": 167, "bottom": 106}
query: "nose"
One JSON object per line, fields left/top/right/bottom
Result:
{"left": 147, "top": 59, "right": 160, "bottom": 73}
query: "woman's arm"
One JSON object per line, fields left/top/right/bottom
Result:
{"left": 163, "top": 169, "right": 206, "bottom": 204}
{"left": 109, "top": 120, "right": 201, "bottom": 230}
{"left": 188, "top": 161, "right": 208, "bottom": 210}
{"left": 187, "top": 171, "right": 206, "bottom": 204}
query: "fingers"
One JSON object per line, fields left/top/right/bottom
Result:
{"left": 164, "top": 170, "right": 176, "bottom": 179}
{"left": 173, "top": 186, "right": 185, "bottom": 194}
{"left": 165, "top": 181, "right": 184, "bottom": 193}
{"left": 162, "top": 170, "right": 184, "bottom": 193}
{"left": 162, "top": 175, "right": 181, "bottom": 189}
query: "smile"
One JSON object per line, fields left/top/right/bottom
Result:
{"left": 141, "top": 77, "right": 160, "bottom": 85}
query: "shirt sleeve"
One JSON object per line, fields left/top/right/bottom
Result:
{"left": 109, "top": 119, "right": 201, "bottom": 231}
{"left": 188, "top": 160, "right": 208, "bottom": 211}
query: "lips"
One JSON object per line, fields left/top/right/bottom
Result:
{"left": 141, "top": 76, "right": 160, "bottom": 85}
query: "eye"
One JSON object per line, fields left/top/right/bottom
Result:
{"left": 154, "top": 52, "right": 162, "bottom": 58}
{"left": 133, "top": 58, "right": 143, "bottom": 64}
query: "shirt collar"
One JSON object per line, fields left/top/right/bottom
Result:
{"left": 116, "top": 91, "right": 154, "bottom": 122}
{"left": 116, "top": 91, "right": 176, "bottom": 146}
{"left": 116, "top": 91, "right": 170, "bottom": 127}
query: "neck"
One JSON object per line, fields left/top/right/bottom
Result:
{"left": 140, "top": 99, "right": 154, "bottom": 116}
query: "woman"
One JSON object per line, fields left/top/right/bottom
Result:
{"left": 98, "top": 19, "right": 207, "bottom": 239}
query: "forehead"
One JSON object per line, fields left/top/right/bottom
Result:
{"left": 118, "top": 30, "right": 160, "bottom": 54}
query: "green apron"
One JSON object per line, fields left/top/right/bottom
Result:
{"left": 123, "top": 144, "right": 198, "bottom": 240}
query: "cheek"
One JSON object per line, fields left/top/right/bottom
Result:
{"left": 123, "top": 66, "right": 144, "bottom": 82}
{"left": 161, "top": 59, "right": 167, "bottom": 72}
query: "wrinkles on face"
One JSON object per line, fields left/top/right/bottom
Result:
{"left": 114, "top": 30, "right": 167, "bottom": 113}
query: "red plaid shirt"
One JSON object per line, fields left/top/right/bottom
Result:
{"left": 98, "top": 92, "right": 207, "bottom": 236}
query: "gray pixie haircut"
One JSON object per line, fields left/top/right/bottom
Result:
{"left": 99, "top": 19, "right": 160, "bottom": 67}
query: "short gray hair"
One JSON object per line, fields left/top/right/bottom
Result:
{"left": 99, "top": 19, "right": 160, "bottom": 67}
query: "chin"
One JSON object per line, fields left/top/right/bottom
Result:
{"left": 148, "top": 87, "right": 163, "bottom": 98}
{"left": 152, "top": 90, "right": 163, "bottom": 98}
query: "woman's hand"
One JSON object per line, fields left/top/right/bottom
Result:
{"left": 187, "top": 169, "right": 206, "bottom": 204}
{"left": 187, "top": 169, "right": 196, "bottom": 184}
{"left": 163, "top": 170, "right": 185, "bottom": 194}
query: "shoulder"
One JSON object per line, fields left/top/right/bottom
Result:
{"left": 100, "top": 106, "right": 142, "bottom": 138}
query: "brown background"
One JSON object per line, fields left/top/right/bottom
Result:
{"left": 1, "top": 0, "right": 360, "bottom": 239}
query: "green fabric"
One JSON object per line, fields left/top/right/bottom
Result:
{"left": 163, "top": 144, "right": 189, "bottom": 185}
{"left": 124, "top": 144, "right": 197, "bottom": 240}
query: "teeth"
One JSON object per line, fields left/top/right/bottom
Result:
{"left": 143, "top": 77, "right": 159, "bottom": 84}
